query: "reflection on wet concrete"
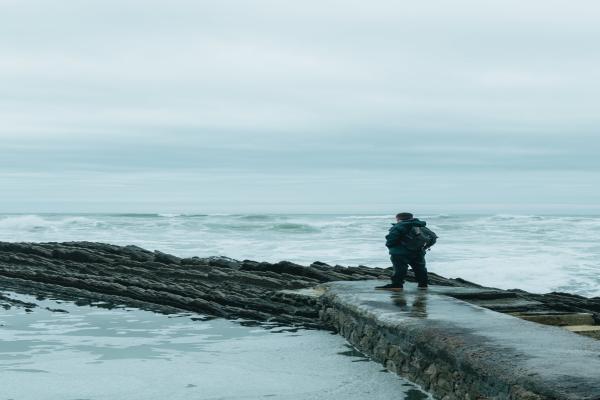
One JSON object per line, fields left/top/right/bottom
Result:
{"left": 0, "top": 290, "right": 432, "bottom": 400}
{"left": 326, "top": 281, "right": 600, "bottom": 400}
{"left": 391, "top": 292, "right": 428, "bottom": 318}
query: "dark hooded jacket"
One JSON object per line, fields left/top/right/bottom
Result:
{"left": 385, "top": 218, "right": 427, "bottom": 255}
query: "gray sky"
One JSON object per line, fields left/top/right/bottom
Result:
{"left": 1, "top": 0, "right": 599, "bottom": 213}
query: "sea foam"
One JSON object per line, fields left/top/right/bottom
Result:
{"left": 0, "top": 213, "right": 598, "bottom": 297}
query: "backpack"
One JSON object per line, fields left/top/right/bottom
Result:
{"left": 401, "top": 226, "right": 438, "bottom": 251}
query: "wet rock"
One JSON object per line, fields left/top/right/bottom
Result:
{"left": 0, "top": 293, "right": 38, "bottom": 310}
{"left": 45, "top": 307, "right": 69, "bottom": 313}
{"left": 0, "top": 241, "right": 387, "bottom": 327}
{"left": 153, "top": 251, "right": 181, "bottom": 265}
{"left": 204, "top": 256, "right": 241, "bottom": 269}
{"left": 2, "top": 241, "right": 599, "bottom": 331}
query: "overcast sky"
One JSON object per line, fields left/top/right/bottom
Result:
{"left": 1, "top": 0, "right": 599, "bottom": 213}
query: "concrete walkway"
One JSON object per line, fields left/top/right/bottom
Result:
{"left": 321, "top": 281, "right": 600, "bottom": 400}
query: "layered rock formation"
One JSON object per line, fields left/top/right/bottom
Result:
{"left": 0, "top": 241, "right": 393, "bottom": 327}
{"left": 1, "top": 241, "right": 599, "bottom": 330}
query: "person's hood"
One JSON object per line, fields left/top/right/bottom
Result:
{"left": 392, "top": 218, "right": 426, "bottom": 227}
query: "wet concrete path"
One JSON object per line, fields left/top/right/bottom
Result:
{"left": 322, "top": 281, "right": 600, "bottom": 399}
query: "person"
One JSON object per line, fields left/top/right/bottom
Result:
{"left": 376, "top": 212, "right": 432, "bottom": 291}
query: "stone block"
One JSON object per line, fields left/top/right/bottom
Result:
{"left": 425, "top": 363, "right": 438, "bottom": 378}
{"left": 385, "top": 359, "right": 398, "bottom": 374}
{"left": 564, "top": 325, "right": 600, "bottom": 339}
{"left": 511, "top": 312, "right": 594, "bottom": 326}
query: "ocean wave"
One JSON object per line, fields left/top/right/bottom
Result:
{"left": 157, "top": 214, "right": 212, "bottom": 219}
{"left": 336, "top": 215, "right": 390, "bottom": 220}
{"left": 1, "top": 213, "right": 599, "bottom": 297}
{"left": 111, "top": 213, "right": 162, "bottom": 218}
{"left": 269, "top": 223, "right": 320, "bottom": 233}
{"left": 487, "top": 214, "right": 545, "bottom": 221}
{"left": 337, "top": 214, "right": 454, "bottom": 220}
{"left": 467, "top": 214, "right": 600, "bottom": 227}
{"left": 236, "top": 214, "right": 279, "bottom": 221}
{"left": 422, "top": 214, "right": 453, "bottom": 219}
{"left": 0, "top": 215, "right": 100, "bottom": 232}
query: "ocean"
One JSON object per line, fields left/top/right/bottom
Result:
{"left": 1, "top": 213, "right": 598, "bottom": 297}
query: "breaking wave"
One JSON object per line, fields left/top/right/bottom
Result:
{"left": 0, "top": 215, "right": 100, "bottom": 232}
{"left": 269, "top": 223, "right": 320, "bottom": 233}
{"left": 1, "top": 213, "right": 599, "bottom": 297}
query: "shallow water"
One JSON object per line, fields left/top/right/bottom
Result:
{"left": 0, "top": 291, "right": 429, "bottom": 400}
{"left": 0, "top": 213, "right": 599, "bottom": 296}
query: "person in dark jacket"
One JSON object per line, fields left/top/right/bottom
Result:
{"left": 376, "top": 212, "right": 429, "bottom": 291}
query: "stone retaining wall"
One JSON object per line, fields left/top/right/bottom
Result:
{"left": 319, "top": 292, "right": 546, "bottom": 400}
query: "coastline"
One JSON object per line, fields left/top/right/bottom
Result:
{"left": 2, "top": 241, "right": 600, "bottom": 399}
{"left": 3, "top": 213, "right": 599, "bottom": 298}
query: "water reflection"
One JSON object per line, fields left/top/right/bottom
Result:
{"left": 391, "top": 291, "right": 428, "bottom": 318}
{"left": 1, "top": 291, "right": 432, "bottom": 400}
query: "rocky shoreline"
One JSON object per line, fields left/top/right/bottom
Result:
{"left": 0, "top": 241, "right": 452, "bottom": 328}
{"left": 1, "top": 241, "right": 599, "bottom": 331}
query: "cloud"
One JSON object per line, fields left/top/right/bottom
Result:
{"left": 0, "top": 0, "right": 599, "bottom": 211}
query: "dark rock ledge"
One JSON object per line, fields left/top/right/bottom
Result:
{"left": 1, "top": 241, "right": 599, "bottom": 331}
{"left": 0, "top": 241, "right": 389, "bottom": 327}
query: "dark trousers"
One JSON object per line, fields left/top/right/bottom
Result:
{"left": 390, "top": 252, "right": 428, "bottom": 287}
